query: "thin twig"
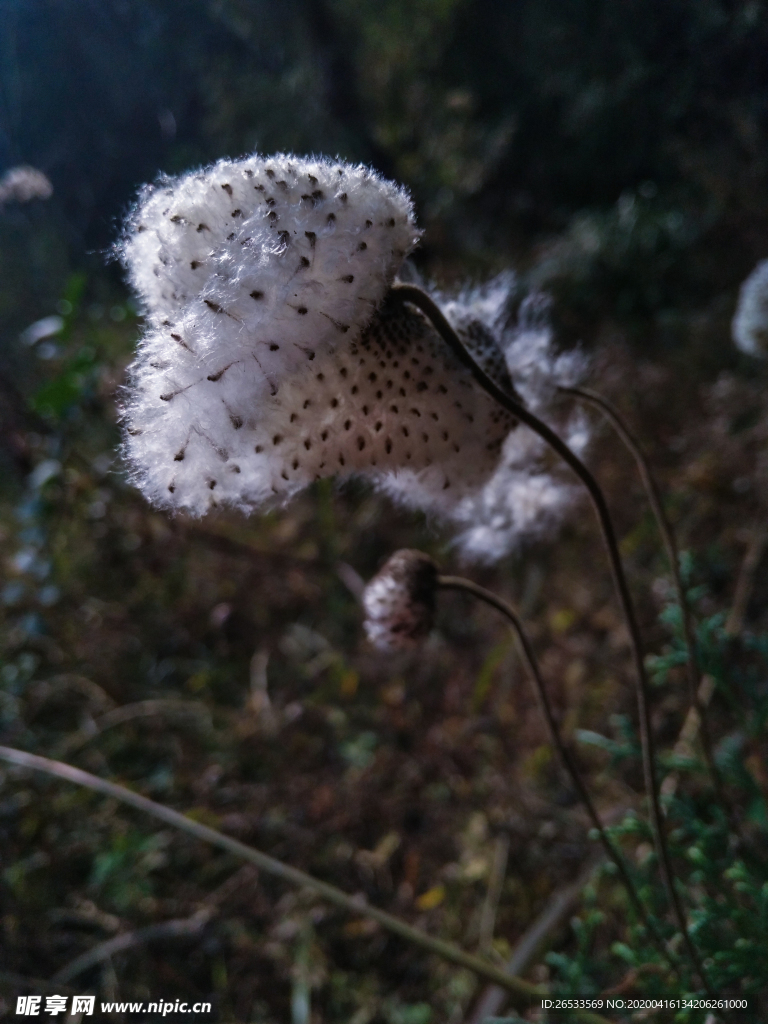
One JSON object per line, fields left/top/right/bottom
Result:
{"left": 0, "top": 744, "right": 611, "bottom": 1024}
{"left": 54, "top": 699, "right": 211, "bottom": 758}
{"left": 391, "top": 282, "right": 708, "bottom": 990}
{"left": 52, "top": 864, "right": 260, "bottom": 984}
{"left": 466, "top": 857, "right": 601, "bottom": 1024}
{"left": 478, "top": 834, "right": 510, "bottom": 953}
{"left": 725, "top": 528, "right": 767, "bottom": 637}
{"left": 52, "top": 911, "right": 212, "bottom": 984}
{"left": 557, "top": 386, "right": 722, "bottom": 786}
{"left": 437, "top": 576, "right": 674, "bottom": 971}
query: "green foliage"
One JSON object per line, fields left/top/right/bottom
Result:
{"left": 548, "top": 591, "right": 768, "bottom": 1022}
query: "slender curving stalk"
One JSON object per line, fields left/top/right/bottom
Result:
{"left": 557, "top": 385, "right": 728, "bottom": 818}
{"left": 437, "top": 573, "right": 678, "bottom": 972}
{"left": 0, "top": 744, "right": 611, "bottom": 1023}
{"left": 389, "top": 282, "right": 711, "bottom": 992}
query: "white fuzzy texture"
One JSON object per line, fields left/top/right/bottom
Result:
{"left": 0, "top": 166, "right": 52, "bottom": 204}
{"left": 121, "top": 154, "right": 587, "bottom": 560}
{"left": 362, "top": 550, "right": 437, "bottom": 651}
{"left": 121, "top": 154, "right": 421, "bottom": 513}
{"left": 733, "top": 259, "right": 768, "bottom": 357}
{"left": 379, "top": 280, "right": 589, "bottom": 560}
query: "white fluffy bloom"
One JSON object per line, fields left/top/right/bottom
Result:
{"left": 363, "top": 549, "right": 438, "bottom": 650}
{"left": 0, "top": 166, "right": 53, "bottom": 205}
{"left": 733, "top": 259, "right": 768, "bottom": 357}
{"left": 380, "top": 279, "right": 589, "bottom": 560}
{"left": 120, "top": 153, "right": 586, "bottom": 559}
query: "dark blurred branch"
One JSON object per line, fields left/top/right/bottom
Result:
{"left": 52, "top": 911, "right": 212, "bottom": 984}
{"left": 725, "top": 528, "right": 767, "bottom": 637}
{"left": 53, "top": 699, "right": 212, "bottom": 758}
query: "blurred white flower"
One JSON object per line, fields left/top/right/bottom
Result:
{"left": 0, "top": 166, "right": 53, "bottom": 205}
{"left": 733, "top": 259, "right": 768, "bottom": 357}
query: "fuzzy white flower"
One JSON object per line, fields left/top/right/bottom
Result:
{"left": 363, "top": 549, "right": 438, "bottom": 650}
{"left": 120, "top": 153, "right": 586, "bottom": 559}
{"left": 733, "top": 259, "right": 768, "bottom": 357}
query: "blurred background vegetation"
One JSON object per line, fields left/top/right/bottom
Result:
{"left": 1, "top": 1, "right": 768, "bottom": 1021}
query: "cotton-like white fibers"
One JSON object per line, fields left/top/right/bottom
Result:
{"left": 120, "top": 153, "right": 586, "bottom": 559}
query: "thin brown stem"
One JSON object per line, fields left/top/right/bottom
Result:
{"left": 437, "top": 575, "right": 676, "bottom": 971}
{"left": 0, "top": 744, "right": 611, "bottom": 1024}
{"left": 390, "top": 281, "right": 710, "bottom": 991}
{"left": 558, "top": 386, "right": 725, "bottom": 802}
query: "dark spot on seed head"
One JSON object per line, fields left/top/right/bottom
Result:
{"left": 305, "top": 231, "right": 316, "bottom": 247}
{"left": 269, "top": 343, "right": 279, "bottom": 351}
{"left": 357, "top": 436, "right": 365, "bottom": 450}
{"left": 273, "top": 435, "right": 282, "bottom": 445}
{"left": 250, "top": 290, "right": 264, "bottom": 300}
{"left": 255, "top": 445, "right": 264, "bottom": 453}
{"left": 190, "top": 261, "right": 201, "bottom": 269}
{"left": 297, "top": 306, "right": 308, "bottom": 315}
{"left": 357, "top": 241, "right": 367, "bottom": 250}
{"left": 221, "top": 183, "right": 232, "bottom": 196}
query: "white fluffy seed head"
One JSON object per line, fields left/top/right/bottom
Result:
{"left": 363, "top": 549, "right": 438, "bottom": 650}
{"left": 733, "top": 259, "right": 768, "bottom": 357}
{"left": 120, "top": 154, "right": 587, "bottom": 560}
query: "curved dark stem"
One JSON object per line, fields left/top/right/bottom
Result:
{"left": 437, "top": 574, "right": 678, "bottom": 972}
{"left": 558, "top": 386, "right": 735, "bottom": 829}
{"left": 390, "top": 281, "right": 711, "bottom": 992}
